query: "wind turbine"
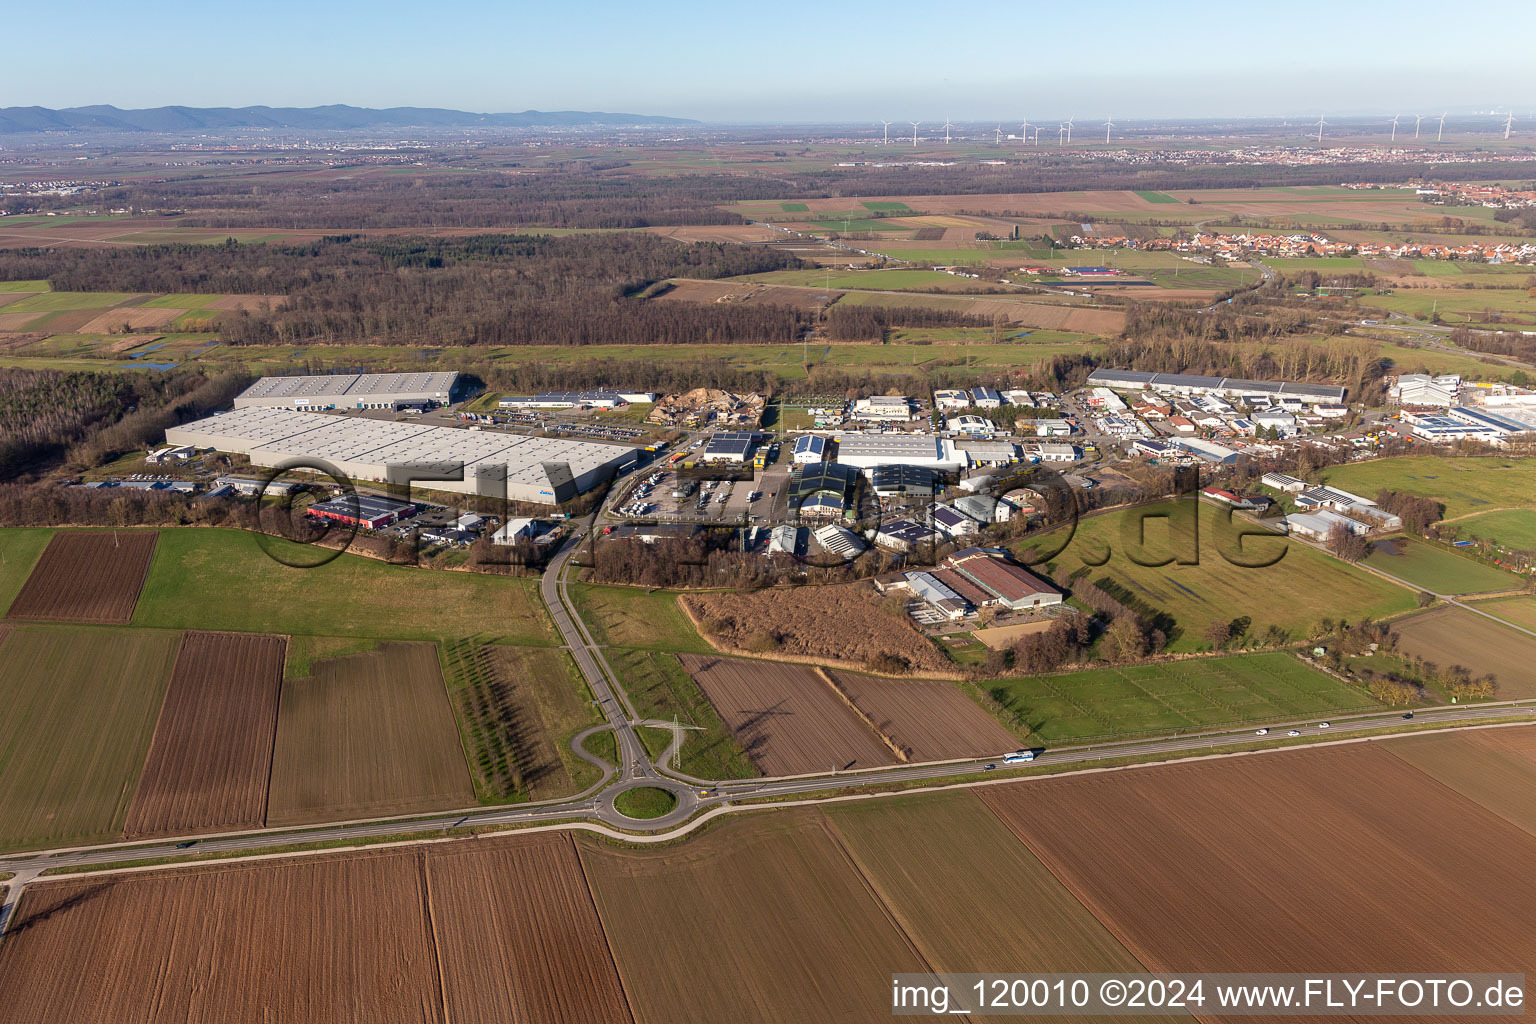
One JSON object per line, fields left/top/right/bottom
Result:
{"left": 880, "top": 120, "right": 892, "bottom": 145}
{"left": 1504, "top": 111, "right": 1516, "bottom": 140}
{"left": 994, "top": 125, "right": 1003, "bottom": 144}
{"left": 1058, "top": 123, "right": 1067, "bottom": 146}
{"left": 1019, "top": 117, "right": 1032, "bottom": 143}
{"left": 1064, "top": 114, "right": 1075, "bottom": 144}
{"left": 1389, "top": 114, "right": 1399, "bottom": 143}
{"left": 1436, "top": 111, "right": 1447, "bottom": 142}
{"left": 942, "top": 117, "right": 953, "bottom": 144}
{"left": 1033, "top": 126, "right": 1043, "bottom": 144}
{"left": 1103, "top": 114, "right": 1115, "bottom": 144}
{"left": 1413, "top": 113, "right": 1424, "bottom": 139}
{"left": 910, "top": 121, "right": 921, "bottom": 147}
{"left": 1314, "top": 114, "right": 1327, "bottom": 144}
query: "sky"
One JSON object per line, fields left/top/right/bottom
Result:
{"left": 7, "top": 0, "right": 1535, "bottom": 122}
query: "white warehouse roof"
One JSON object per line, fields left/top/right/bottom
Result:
{"left": 234, "top": 372, "right": 460, "bottom": 409}
{"left": 165, "top": 407, "right": 634, "bottom": 505}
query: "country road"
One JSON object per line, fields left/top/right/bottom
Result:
{"left": 2, "top": 459, "right": 1534, "bottom": 935}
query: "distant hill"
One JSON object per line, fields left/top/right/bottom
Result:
{"left": 0, "top": 104, "right": 699, "bottom": 134}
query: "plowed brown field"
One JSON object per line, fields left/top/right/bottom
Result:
{"left": 428, "top": 833, "right": 632, "bottom": 1024}
{"left": 579, "top": 810, "right": 930, "bottom": 1024}
{"left": 267, "top": 641, "right": 474, "bottom": 825}
{"left": 825, "top": 792, "right": 1182, "bottom": 1023}
{"left": 980, "top": 744, "right": 1536, "bottom": 981}
{"left": 825, "top": 670, "right": 1020, "bottom": 760}
{"left": 0, "top": 848, "right": 447, "bottom": 1023}
{"left": 1385, "top": 725, "right": 1536, "bottom": 838}
{"left": 124, "top": 631, "right": 287, "bottom": 837}
{"left": 678, "top": 654, "right": 897, "bottom": 774}
{"left": 5, "top": 530, "right": 157, "bottom": 624}
{"left": 76, "top": 307, "right": 185, "bottom": 333}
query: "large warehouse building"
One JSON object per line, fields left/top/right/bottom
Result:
{"left": 233, "top": 372, "right": 461, "bottom": 411}
{"left": 1085, "top": 369, "right": 1345, "bottom": 404}
{"left": 165, "top": 407, "right": 636, "bottom": 504}
{"left": 834, "top": 434, "right": 965, "bottom": 473}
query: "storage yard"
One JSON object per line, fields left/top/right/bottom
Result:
{"left": 164, "top": 406, "right": 637, "bottom": 504}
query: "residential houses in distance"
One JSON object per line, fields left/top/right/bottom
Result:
{"left": 1068, "top": 230, "right": 1536, "bottom": 265}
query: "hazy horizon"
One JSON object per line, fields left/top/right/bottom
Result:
{"left": 8, "top": 0, "right": 1534, "bottom": 123}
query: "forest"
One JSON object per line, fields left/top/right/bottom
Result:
{"left": 0, "top": 368, "right": 247, "bottom": 479}
{"left": 0, "top": 234, "right": 813, "bottom": 348}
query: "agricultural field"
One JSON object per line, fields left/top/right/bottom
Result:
{"left": 823, "top": 670, "right": 1021, "bottom": 760}
{"left": 982, "top": 652, "right": 1383, "bottom": 744}
{"left": 567, "top": 584, "right": 710, "bottom": 652}
{"left": 443, "top": 641, "right": 604, "bottom": 803}
{"left": 1360, "top": 537, "right": 1520, "bottom": 594}
{"left": 267, "top": 641, "right": 475, "bottom": 825}
{"left": 824, "top": 791, "right": 1172, "bottom": 1017}
{"left": 1479, "top": 593, "right": 1536, "bottom": 633}
{"left": 980, "top": 742, "right": 1536, "bottom": 975}
{"left": 0, "top": 287, "right": 278, "bottom": 341}
{"left": 1390, "top": 606, "right": 1536, "bottom": 697}
{"left": 677, "top": 654, "right": 898, "bottom": 775}
{"left": 605, "top": 647, "right": 757, "bottom": 780}
{"left": 0, "top": 528, "right": 52, "bottom": 615}
{"left": 0, "top": 849, "right": 445, "bottom": 1024}
{"left": 1385, "top": 727, "right": 1536, "bottom": 837}
{"left": 6, "top": 529, "right": 158, "bottom": 624}
{"left": 681, "top": 583, "right": 955, "bottom": 674}
{"left": 1452, "top": 508, "right": 1536, "bottom": 550}
{"left": 124, "top": 631, "right": 287, "bottom": 837}
{"left": 0, "top": 625, "right": 180, "bottom": 850}
{"left": 426, "top": 834, "right": 632, "bottom": 1024}
{"left": 738, "top": 268, "right": 999, "bottom": 291}
{"left": 578, "top": 809, "right": 930, "bottom": 1024}
{"left": 132, "top": 528, "right": 552, "bottom": 644}
{"left": 1020, "top": 502, "right": 1416, "bottom": 652}
{"left": 1322, "top": 456, "right": 1536, "bottom": 519}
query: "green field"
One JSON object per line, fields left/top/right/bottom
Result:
{"left": 1322, "top": 457, "right": 1536, "bottom": 519}
{"left": 604, "top": 647, "right": 757, "bottom": 780}
{"left": 567, "top": 584, "right": 710, "bottom": 652}
{"left": 0, "top": 280, "right": 49, "bottom": 292}
{"left": 0, "top": 625, "right": 181, "bottom": 851}
{"left": 0, "top": 529, "right": 54, "bottom": 615}
{"left": 1453, "top": 509, "right": 1536, "bottom": 551}
{"left": 1, "top": 291, "right": 143, "bottom": 312}
{"left": 860, "top": 201, "right": 911, "bottom": 212}
{"left": 1133, "top": 190, "right": 1180, "bottom": 204}
{"left": 1361, "top": 538, "right": 1520, "bottom": 595}
{"left": 780, "top": 202, "right": 809, "bottom": 212}
{"left": 1357, "top": 287, "right": 1535, "bottom": 323}
{"left": 132, "top": 528, "right": 553, "bottom": 643}
{"left": 1020, "top": 502, "right": 1417, "bottom": 652}
{"left": 985, "top": 651, "right": 1384, "bottom": 744}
